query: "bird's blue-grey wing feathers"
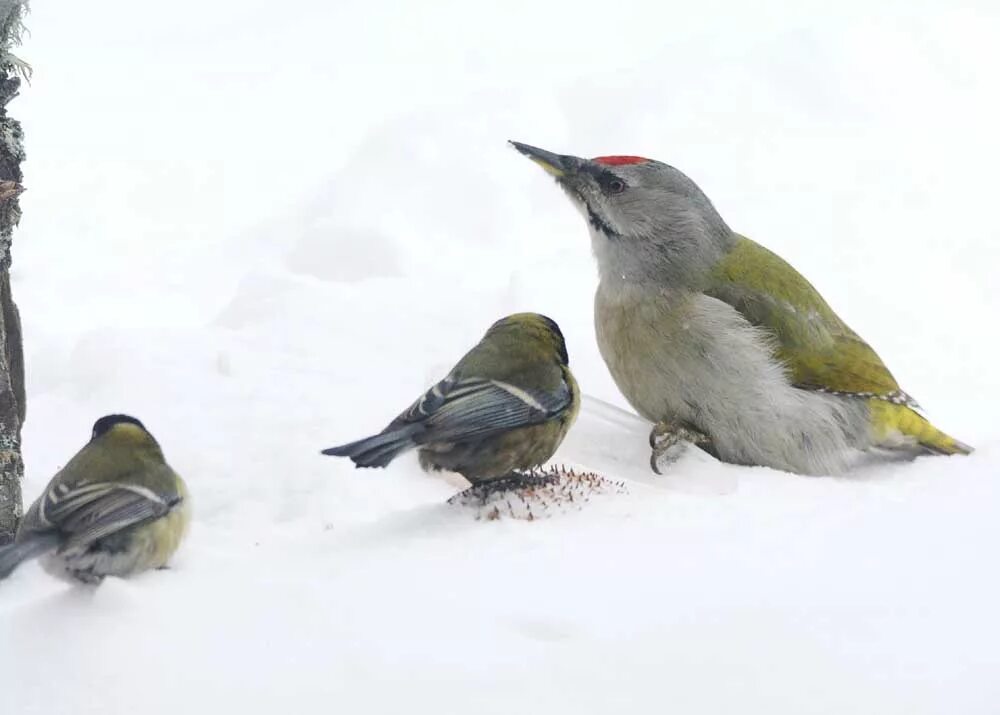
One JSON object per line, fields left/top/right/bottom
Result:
{"left": 0, "top": 480, "right": 180, "bottom": 580}
{"left": 323, "top": 374, "right": 572, "bottom": 468}
{"left": 407, "top": 376, "right": 571, "bottom": 442}
{"left": 37, "top": 481, "right": 179, "bottom": 553}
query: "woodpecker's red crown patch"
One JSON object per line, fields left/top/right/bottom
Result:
{"left": 592, "top": 155, "right": 649, "bottom": 166}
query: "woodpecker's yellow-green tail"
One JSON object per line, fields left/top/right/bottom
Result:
{"left": 869, "top": 400, "right": 973, "bottom": 455}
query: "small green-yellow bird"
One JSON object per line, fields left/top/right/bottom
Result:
{"left": 0, "top": 415, "right": 190, "bottom": 584}
{"left": 511, "top": 141, "right": 972, "bottom": 475}
{"left": 322, "top": 313, "right": 580, "bottom": 484}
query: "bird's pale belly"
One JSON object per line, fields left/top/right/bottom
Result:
{"left": 594, "top": 285, "right": 713, "bottom": 425}
{"left": 594, "top": 282, "right": 871, "bottom": 474}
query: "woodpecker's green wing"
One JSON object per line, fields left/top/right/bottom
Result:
{"left": 707, "top": 235, "right": 911, "bottom": 403}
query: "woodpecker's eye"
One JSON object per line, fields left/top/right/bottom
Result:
{"left": 601, "top": 174, "right": 626, "bottom": 195}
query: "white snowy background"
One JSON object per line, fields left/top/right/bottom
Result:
{"left": 2, "top": 0, "right": 998, "bottom": 712}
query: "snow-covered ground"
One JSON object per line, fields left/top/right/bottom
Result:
{"left": 2, "top": 1, "right": 999, "bottom": 712}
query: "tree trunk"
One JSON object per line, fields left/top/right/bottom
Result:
{"left": 0, "top": 0, "right": 27, "bottom": 545}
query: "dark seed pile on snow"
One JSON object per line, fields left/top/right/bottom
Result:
{"left": 447, "top": 466, "right": 628, "bottom": 521}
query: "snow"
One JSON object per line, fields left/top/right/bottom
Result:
{"left": 2, "top": 0, "right": 999, "bottom": 712}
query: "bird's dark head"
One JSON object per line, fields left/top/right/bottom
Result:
{"left": 486, "top": 313, "right": 569, "bottom": 366}
{"left": 90, "top": 414, "right": 157, "bottom": 448}
{"left": 510, "top": 141, "right": 733, "bottom": 287}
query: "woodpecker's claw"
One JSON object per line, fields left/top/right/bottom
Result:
{"left": 649, "top": 421, "right": 711, "bottom": 474}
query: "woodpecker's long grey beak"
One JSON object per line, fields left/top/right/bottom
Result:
{"left": 508, "top": 141, "right": 582, "bottom": 178}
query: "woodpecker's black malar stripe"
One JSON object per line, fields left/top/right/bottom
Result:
{"left": 587, "top": 205, "right": 619, "bottom": 239}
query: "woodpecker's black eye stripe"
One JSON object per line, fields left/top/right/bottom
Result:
{"left": 580, "top": 164, "right": 626, "bottom": 188}
{"left": 596, "top": 170, "right": 627, "bottom": 195}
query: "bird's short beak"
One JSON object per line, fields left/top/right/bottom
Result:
{"left": 508, "top": 141, "right": 582, "bottom": 179}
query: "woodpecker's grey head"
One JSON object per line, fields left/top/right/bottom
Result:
{"left": 510, "top": 141, "right": 733, "bottom": 288}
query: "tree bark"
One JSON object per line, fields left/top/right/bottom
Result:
{"left": 0, "top": 0, "right": 27, "bottom": 545}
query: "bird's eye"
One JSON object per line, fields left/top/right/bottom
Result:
{"left": 603, "top": 176, "right": 626, "bottom": 195}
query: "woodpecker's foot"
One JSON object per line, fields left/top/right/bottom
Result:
{"left": 649, "top": 421, "right": 711, "bottom": 474}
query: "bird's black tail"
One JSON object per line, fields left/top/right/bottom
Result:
{"left": 321, "top": 424, "right": 421, "bottom": 468}
{"left": 0, "top": 533, "right": 60, "bottom": 581}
